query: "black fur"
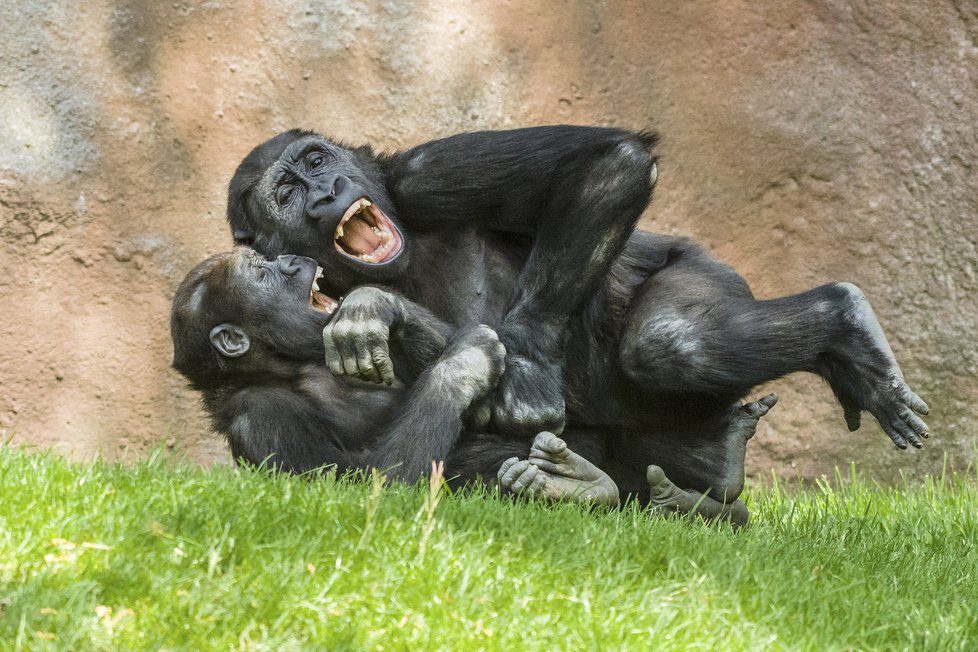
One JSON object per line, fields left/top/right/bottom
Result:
{"left": 210, "top": 125, "right": 929, "bottom": 500}
{"left": 171, "top": 248, "right": 513, "bottom": 481}
{"left": 228, "top": 125, "right": 659, "bottom": 436}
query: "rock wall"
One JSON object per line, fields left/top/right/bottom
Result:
{"left": 1, "top": 0, "right": 975, "bottom": 481}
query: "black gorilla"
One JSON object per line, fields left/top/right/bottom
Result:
{"left": 170, "top": 248, "right": 760, "bottom": 522}
{"left": 225, "top": 126, "right": 929, "bottom": 489}
{"left": 227, "top": 125, "right": 661, "bottom": 437}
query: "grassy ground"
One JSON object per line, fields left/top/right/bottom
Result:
{"left": 0, "top": 446, "right": 976, "bottom": 651}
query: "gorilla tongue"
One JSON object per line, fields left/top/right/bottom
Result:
{"left": 336, "top": 216, "right": 381, "bottom": 255}
{"left": 335, "top": 215, "right": 396, "bottom": 263}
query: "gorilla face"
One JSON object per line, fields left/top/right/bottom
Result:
{"left": 229, "top": 133, "right": 408, "bottom": 296}
{"left": 170, "top": 247, "right": 343, "bottom": 386}
{"left": 230, "top": 246, "right": 340, "bottom": 324}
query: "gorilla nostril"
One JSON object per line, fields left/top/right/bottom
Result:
{"left": 278, "top": 255, "right": 301, "bottom": 276}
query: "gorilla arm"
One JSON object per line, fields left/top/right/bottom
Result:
{"left": 223, "top": 385, "right": 355, "bottom": 474}
{"left": 385, "top": 126, "right": 659, "bottom": 434}
{"left": 362, "top": 325, "right": 506, "bottom": 482}
{"left": 321, "top": 286, "right": 506, "bottom": 481}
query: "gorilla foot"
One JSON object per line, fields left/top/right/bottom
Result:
{"left": 497, "top": 432, "right": 619, "bottom": 507}
{"left": 704, "top": 392, "right": 778, "bottom": 503}
{"left": 646, "top": 465, "right": 749, "bottom": 528}
{"left": 828, "top": 283, "right": 930, "bottom": 449}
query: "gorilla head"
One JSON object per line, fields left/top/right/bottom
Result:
{"left": 227, "top": 131, "right": 407, "bottom": 297}
{"left": 170, "top": 247, "right": 339, "bottom": 389}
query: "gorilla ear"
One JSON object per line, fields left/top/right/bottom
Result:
{"left": 233, "top": 229, "right": 255, "bottom": 246}
{"left": 209, "top": 323, "right": 251, "bottom": 358}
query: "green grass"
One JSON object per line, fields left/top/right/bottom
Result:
{"left": 1, "top": 446, "right": 976, "bottom": 651}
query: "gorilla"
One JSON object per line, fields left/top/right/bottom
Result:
{"left": 170, "top": 247, "right": 764, "bottom": 524}
{"left": 227, "top": 125, "right": 662, "bottom": 437}
{"left": 224, "top": 125, "right": 930, "bottom": 489}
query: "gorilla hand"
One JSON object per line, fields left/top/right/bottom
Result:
{"left": 432, "top": 325, "right": 507, "bottom": 412}
{"left": 491, "top": 353, "right": 566, "bottom": 436}
{"left": 322, "top": 287, "right": 401, "bottom": 384}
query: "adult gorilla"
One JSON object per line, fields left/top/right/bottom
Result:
{"left": 226, "top": 126, "right": 930, "bottom": 495}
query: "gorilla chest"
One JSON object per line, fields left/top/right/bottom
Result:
{"left": 404, "top": 229, "right": 525, "bottom": 326}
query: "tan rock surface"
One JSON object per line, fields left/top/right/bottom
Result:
{"left": 1, "top": 1, "right": 975, "bottom": 481}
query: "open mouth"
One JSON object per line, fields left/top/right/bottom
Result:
{"left": 333, "top": 198, "right": 404, "bottom": 264}
{"left": 309, "top": 266, "right": 339, "bottom": 314}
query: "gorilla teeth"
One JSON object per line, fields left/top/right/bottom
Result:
{"left": 333, "top": 197, "right": 402, "bottom": 263}
{"left": 334, "top": 198, "right": 373, "bottom": 241}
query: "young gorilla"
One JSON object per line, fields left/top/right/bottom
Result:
{"left": 228, "top": 125, "right": 662, "bottom": 438}
{"left": 170, "top": 248, "right": 763, "bottom": 524}
{"left": 224, "top": 126, "right": 930, "bottom": 503}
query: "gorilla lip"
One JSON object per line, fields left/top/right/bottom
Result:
{"left": 310, "top": 266, "right": 339, "bottom": 314}
{"left": 333, "top": 198, "right": 403, "bottom": 264}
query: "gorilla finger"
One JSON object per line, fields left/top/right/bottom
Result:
{"left": 341, "top": 354, "right": 360, "bottom": 377}
{"left": 353, "top": 340, "right": 381, "bottom": 383}
{"left": 904, "top": 389, "right": 930, "bottom": 416}
{"left": 892, "top": 415, "right": 923, "bottom": 449}
{"left": 880, "top": 416, "right": 909, "bottom": 449}
{"left": 510, "top": 465, "right": 539, "bottom": 492}
{"left": 899, "top": 408, "right": 930, "bottom": 440}
{"left": 844, "top": 407, "right": 862, "bottom": 432}
{"left": 529, "top": 472, "right": 547, "bottom": 495}
{"left": 646, "top": 465, "right": 667, "bottom": 487}
{"left": 527, "top": 458, "right": 561, "bottom": 474}
{"left": 884, "top": 409, "right": 921, "bottom": 448}
{"left": 499, "top": 459, "right": 531, "bottom": 488}
{"left": 370, "top": 345, "right": 395, "bottom": 386}
{"left": 335, "top": 337, "right": 361, "bottom": 377}
{"left": 743, "top": 392, "right": 779, "bottom": 418}
{"left": 322, "top": 328, "right": 346, "bottom": 376}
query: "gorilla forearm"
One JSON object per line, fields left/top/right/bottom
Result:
{"left": 385, "top": 126, "right": 659, "bottom": 434}
{"left": 361, "top": 326, "right": 506, "bottom": 481}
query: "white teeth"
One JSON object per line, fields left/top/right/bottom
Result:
{"left": 335, "top": 198, "right": 373, "bottom": 240}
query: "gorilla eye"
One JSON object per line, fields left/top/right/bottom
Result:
{"left": 307, "top": 153, "right": 325, "bottom": 169}
{"left": 276, "top": 184, "right": 295, "bottom": 207}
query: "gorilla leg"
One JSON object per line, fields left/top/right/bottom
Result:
{"left": 619, "top": 248, "right": 929, "bottom": 448}
{"left": 492, "top": 133, "right": 659, "bottom": 436}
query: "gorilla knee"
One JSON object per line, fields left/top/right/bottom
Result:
{"left": 620, "top": 312, "right": 706, "bottom": 387}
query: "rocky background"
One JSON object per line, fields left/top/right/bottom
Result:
{"left": 1, "top": 0, "right": 975, "bottom": 481}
